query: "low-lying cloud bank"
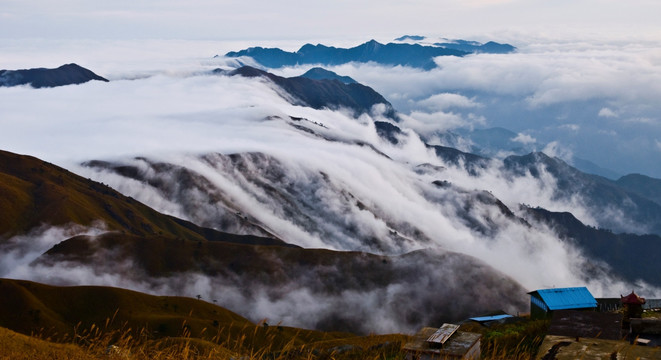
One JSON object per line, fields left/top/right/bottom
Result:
{"left": 272, "top": 40, "right": 661, "bottom": 177}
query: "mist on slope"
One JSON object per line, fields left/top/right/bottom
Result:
{"left": 3, "top": 235, "right": 528, "bottom": 334}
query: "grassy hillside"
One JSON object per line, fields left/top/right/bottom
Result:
{"left": 0, "top": 278, "right": 407, "bottom": 359}
{"left": 0, "top": 149, "right": 286, "bottom": 247}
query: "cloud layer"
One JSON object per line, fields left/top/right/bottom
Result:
{"left": 272, "top": 39, "right": 661, "bottom": 177}
{"left": 2, "top": 38, "right": 661, "bottom": 333}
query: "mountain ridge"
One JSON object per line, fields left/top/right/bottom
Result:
{"left": 0, "top": 63, "right": 108, "bottom": 88}
{"left": 0, "top": 149, "right": 287, "bottom": 246}
{"left": 300, "top": 67, "right": 357, "bottom": 84}
{"left": 521, "top": 206, "right": 661, "bottom": 287}
{"left": 503, "top": 151, "right": 661, "bottom": 236}
{"left": 392, "top": 35, "right": 516, "bottom": 54}
{"left": 224, "top": 40, "right": 470, "bottom": 70}
{"left": 219, "top": 65, "right": 396, "bottom": 118}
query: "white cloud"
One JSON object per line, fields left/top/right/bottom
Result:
{"left": 399, "top": 110, "right": 486, "bottom": 136}
{"left": 598, "top": 107, "right": 617, "bottom": 118}
{"left": 542, "top": 141, "right": 573, "bottom": 161}
{"left": 511, "top": 133, "right": 536, "bottom": 144}
{"left": 416, "top": 93, "right": 481, "bottom": 112}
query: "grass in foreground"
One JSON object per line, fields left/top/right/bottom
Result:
{"left": 1, "top": 322, "right": 410, "bottom": 360}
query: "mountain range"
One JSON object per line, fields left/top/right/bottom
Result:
{"left": 224, "top": 38, "right": 515, "bottom": 70}
{"left": 393, "top": 35, "right": 516, "bottom": 54}
{"left": 2, "top": 54, "right": 661, "bottom": 339}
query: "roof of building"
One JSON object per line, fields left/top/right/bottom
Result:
{"left": 403, "top": 327, "right": 438, "bottom": 353}
{"left": 621, "top": 291, "right": 646, "bottom": 305}
{"left": 469, "top": 314, "right": 513, "bottom": 322}
{"left": 403, "top": 326, "right": 481, "bottom": 356}
{"left": 528, "top": 287, "right": 597, "bottom": 310}
{"left": 427, "top": 323, "right": 459, "bottom": 344}
{"left": 441, "top": 331, "right": 481, "bottom": 357}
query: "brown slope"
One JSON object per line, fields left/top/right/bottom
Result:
{"left": 0, "top": 278, "right": 347, "bottom": 351}
{"left": 0, "top": 150, "right": 288, "bottom": 247}
{"left": 0, "top": 326, "right": 90, "bottom": 359}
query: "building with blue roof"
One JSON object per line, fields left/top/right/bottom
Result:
{"left": 469, "top": 314, "right": 514, "bottom": 323}
{"left": 528, "top": 287, "right": 597, "bottom": 319}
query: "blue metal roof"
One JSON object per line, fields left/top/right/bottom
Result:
{"left": 469, "top": 314, "right": 513, "bottom": 322}
{"left": 529, "top": 287, "right": 597, "bottom": 310}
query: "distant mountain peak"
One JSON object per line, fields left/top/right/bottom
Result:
{"left": 0, "top": 63, "right": 108, "bottom": 88}
{"left": 221, "top": 65, "right": 396, "bottom": 118}
{"left": 394, "top": 35, "right": 426, "bottom": 41}
{"left": 299, "top": 67, "right": 357, "bottom": 84}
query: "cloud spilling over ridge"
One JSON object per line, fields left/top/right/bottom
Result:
{"left": 0, "top": 223, "right": 107, "bottom": 277}
{"left": 2, "top": 41, "right": 660, "bottom": 323}
{"left": 75, "top": 136, "right": 646, "bottom": 294}
{"left": 271, "top": 39, "right": 661, "bottom": 176}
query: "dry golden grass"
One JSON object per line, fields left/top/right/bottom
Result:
{"left": 0, "top": 326, "right": 89, "bottom": 360}
{"left": 0, "top": 321, "right": 554, "bottom": 360}
{"left": 0, "top": 279, "right": 409, "bottom": 359}
{"left": 1, "top": 321, "right": 411, "bottom": 360}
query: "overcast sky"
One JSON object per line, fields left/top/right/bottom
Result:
{"left": 1, "top": 0, "right": 660, "bottom": 42}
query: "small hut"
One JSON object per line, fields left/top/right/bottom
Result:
{"left": 403, "top": 324, "right": 481, "bottom": 360}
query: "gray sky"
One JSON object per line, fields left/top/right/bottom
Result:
{"left": 1, "top": 0, "right": 660, "bottom": 42}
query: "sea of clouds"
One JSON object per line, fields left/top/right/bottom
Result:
{"left": 1, "top": 35, "right": 660, "bottom": 331}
